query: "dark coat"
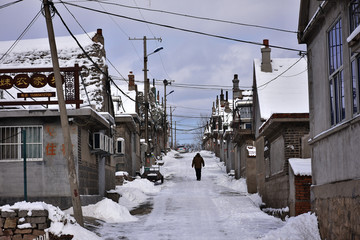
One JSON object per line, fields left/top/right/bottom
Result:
{"left": 192, "top": 153, "right": 205, "bottom": 169}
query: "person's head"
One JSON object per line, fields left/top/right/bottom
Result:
{"left": 196, "top": 153, "right": 201, "bottom": 157}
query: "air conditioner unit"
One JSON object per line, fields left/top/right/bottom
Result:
{"left": 116, "top": 137, "right": 125, "bottom": 155}
{"left": 93, "top": 132, "right": 105, "bottom": 151}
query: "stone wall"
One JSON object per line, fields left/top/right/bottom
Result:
{"left": 312, "top": 179, "right": 360, "bottom": 240}
{"left": 0, "top": 209, "right": 50, "bottom": 240}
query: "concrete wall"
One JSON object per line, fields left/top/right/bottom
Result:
{"left": 0, "top": 117, "right": 73, "bottom": 207}
{"left": 0, "top": 113, "right": 114, "bottom": 209}
{"left": 301, "top": 1, "right": 360, "bottom": 238}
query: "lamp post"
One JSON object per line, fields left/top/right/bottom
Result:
{"left": 143, "top": 38, "right": 163, "bottom": 158}
{"left": 163, "top": 80, "right": 173, "bottom": 153}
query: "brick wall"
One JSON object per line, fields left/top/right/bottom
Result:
{"left": 295, "top": 175, "right": 311, "bottom": 216}
{"left": 0, "top": 209, "right": 50, "bottom": 240}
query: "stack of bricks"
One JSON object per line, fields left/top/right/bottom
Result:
{"left": 0, "top": 208, "right": 50, "bottom": 240}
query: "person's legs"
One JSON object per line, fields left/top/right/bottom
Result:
{"left": 195, "top": 168, "right": 201, "bottom": 180}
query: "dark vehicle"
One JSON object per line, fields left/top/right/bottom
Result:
{"left": 142, "top": 166, "right": 164, "bottom": 183}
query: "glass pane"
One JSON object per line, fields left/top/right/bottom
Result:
{"left": 340, "top": 71, "right": 345, "bottom": 120}
{"left": 330, "top": 80, "right": 335, "bottom": 125}
{"left": 352, "top": 60, "right": 358, "bottom": 114}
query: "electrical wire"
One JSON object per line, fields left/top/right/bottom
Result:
{"left": 53, "top": 3, "right": 140, "bottom": 105}
{"left": 71, "top": 0, "right": 298, "bottom": 34}
{"left": 0, "top": 10, "right": 41, "bottom": 63}
{"left": 257, "top": 56, "right": 305, "bottom": 89}
{"left": 0, "top": 0, "right": 24, "bottom": 10}
{"left": 61, "top": 2, "right": 305, "bottom": 53}
{"left": 59, "top": 0, "right": 128, "bottom": 82}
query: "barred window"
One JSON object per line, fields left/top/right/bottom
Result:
{"left": 0, "top": 126, "right": 43, "bottom": 161}
{"left": 328, "top": 19, "right": 345, "bottom": 125}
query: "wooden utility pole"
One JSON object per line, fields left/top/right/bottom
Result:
{"left": 170, "top": 106, "right": 173, "bottom": 149}
{"left": 43, "top": 0, "right": 84, "bottom": 226}
{"left": 129, "top": 36, "right": 161, "bottom": 161}
{"left": 175, "top": 121, "right": 177, "bottom": 149}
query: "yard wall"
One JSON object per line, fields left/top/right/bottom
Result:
{"left": 0, "top": 209, "right": 50, "bottom": 240}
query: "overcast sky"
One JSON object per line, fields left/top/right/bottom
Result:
{"left": 0, "top": 0, "right": 306, "bottom": 145}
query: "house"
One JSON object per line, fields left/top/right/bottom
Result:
{"left": 298, "top": 1, "right": 360, "bottom": 238}
{"left": 0, "top": 29, "right": 116, "bottom": 209}
{"left": 203, "top": 74, "right": 256, "bottom": 193}
{"left": 112, "top": 71, "right": 142, "bottom": 177}
{"left": 252, "top": 40, "right": 310, "bottom": 211}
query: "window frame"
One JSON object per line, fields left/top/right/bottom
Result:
{"left": 328, "top": 18, "right": 345, "bottom": 126}
{"left": 0, "top": 126, "right": 43, "bottom": 162}
{"left": 350, "top": 0, "right": 360, "bottom": 33}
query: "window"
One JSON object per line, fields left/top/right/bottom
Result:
{"left": 328, "top": 19, "right": 345, "bottom": 125}
{"left": 0, "top": 126, "right": 43, "bottom": 161}
{"left": 350, "top": 55, "right": 360, "bottom": 115}
{"left": 350, "top": 0, "right": 360, "bottom": 33}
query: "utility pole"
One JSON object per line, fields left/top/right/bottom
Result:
{"left": 170, "top": 106, "right": 173, "bottom": 149}
{"left": 175, "top": 121, "right": 177, "bottom": 149}
{"left": 163, "top": 79, "right": 174, "bottom": 153}
{"left": 129, "top": 36, "right": 161, "bottom": 161}
{"left": 43, "top": 0, "right": 84, "bottom": 226}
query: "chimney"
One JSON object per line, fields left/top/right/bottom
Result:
{"left": 220, "top": 89, "right": 225, "bottom": 107}
{"left": 92, "top": 28, "right": 104, "bottom": 45}
{"left": 212, "top": 102, "right": 216, "bottom": 114}
{"left": 225, "top": 91, "right": 228, "bottom": 102}
{"left": 128, "top": 71, "right": 135, "bottom": 91}
{"left": 232, "top": 74, "right": 243, "bottom": 99}
{"left": 216, "top": 96, "right": 219, "bottom": 109}
{"left": 261, "top": 39, "right": 272, "bottom": 72}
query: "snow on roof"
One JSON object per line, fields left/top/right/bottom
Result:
{"left": 254, "top": 58, "right": 309, "bottom": 120}
{"left": 289, "top": 158, "right": 312, "bottom": 176}
{"left": 112, "top": 84, "right": 138, "bottom": 115}
{"left": 0, "top": 31, "right": 107, "bottom": 111}
{"left": 0, "top": 32, "right": 96, "bottom": 68}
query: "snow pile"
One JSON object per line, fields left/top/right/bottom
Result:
{"left": 289, "top": 158, "right": 312, "bottom": 176}
{"left": 112, "top": 185, "right": 149, "bottom": 210}
{"left": 121, "top": 178, "right": 161, "bottom": 195}
{"left": 260, "top": 212, "right": 321, "bottom": 240}
{"left": 65, "top": 198, "right": 137, "bottom": 223}
{"left": 0, "top": 201, "right": 100, "bottom": 240}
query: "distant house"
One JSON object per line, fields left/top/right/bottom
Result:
{"left": 112, "top": 71, "right": 142, "bottom": 177}
{"left": 203, "top": 75, "right": 256, "bottom": 193}
{"left": 0, "top": 29, "right": 116, "bottom": 209}
{"left": 252, "top": 40, "right": 310, "bottom": 211}
{"left": 298, "top": 1, "right": 360, "bottom": 238}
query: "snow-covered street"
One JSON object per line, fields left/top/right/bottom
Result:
{"left": 91, "top": 151, "right": 320, "bottom": 240}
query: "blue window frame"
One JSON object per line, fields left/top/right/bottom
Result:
{"left": 328, "top": 18, "right": 345, "bottom": 125}
{"left": 350, "top": 0, "right": 360, "bottom": 33}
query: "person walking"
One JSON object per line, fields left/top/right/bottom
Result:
{"left": 192, "top": 153, "right": 205, "bottom": 181}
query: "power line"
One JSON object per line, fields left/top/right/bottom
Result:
{"left": 257, "top": 56, "right": 305, "bottom": 89}
{"left": 0, "top": 10, "right": 41, "bottom": 63}
{"left": 0, "top": 0, "right": 24, "bottom": 10}
{"left": 61, "top": 2, "right": 305, "bottom": 53}
{"left": 78, "top": 0, "right": 297, "bottom": 34}
{"left": 59, "top": 0, "right": 128, "bottom": 82}
{"left": 53, "top": 3, "right": 140, "bottom": 105}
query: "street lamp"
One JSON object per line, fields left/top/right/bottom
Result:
{"left": 163, "top": 81, "right": 174, "bottom": 154}
{"left": 144, "top": 39, "right": 163, "bottom": 159}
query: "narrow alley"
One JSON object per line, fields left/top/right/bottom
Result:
{"left": 93, "top": 151, "right": 286, "bottom": 240}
